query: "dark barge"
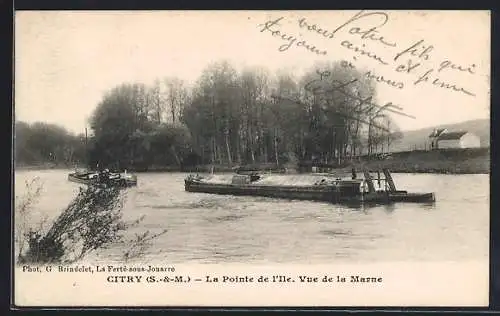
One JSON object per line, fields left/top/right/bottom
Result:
{"left": 68, "top": 169, "right": 137, "bottom": 188}
{"left": 184, "top": 169, "right": 435, "bottom": 204}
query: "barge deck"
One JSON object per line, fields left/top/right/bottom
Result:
{"left": 68, "top": 170, "right": 137, "bottom": 188}
{"left": 184, "top": 169, "right": 435, "bottom": 204}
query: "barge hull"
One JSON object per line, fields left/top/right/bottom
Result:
{"left": 184, "top": 181, "right": 435, "bottom": 204}
{"left": 186, "top": 182, "right": 343, "bottom": 202}
{"left": 68, "top": 174, "right": 137, "bottom": 187}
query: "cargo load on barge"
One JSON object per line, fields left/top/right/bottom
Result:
{"left": 68, "top": 169, "right": 137, "bottom": 188}
{"left": 184, "top": 168, "right": 435, "bottom": 204}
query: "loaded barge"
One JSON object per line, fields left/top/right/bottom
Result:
{"left": 184, "top": 169, "right": 435, "bottom": 204}
{"left": 68, "top": 169, "right": 137, "bottom": 188}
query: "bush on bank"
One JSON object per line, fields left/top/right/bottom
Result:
{"left": 16, "top": 181, "right": 166, "bottom": 264}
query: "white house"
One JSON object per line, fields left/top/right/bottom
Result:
{"left": 428, "top": 129, "right": 481, "bottom": 149}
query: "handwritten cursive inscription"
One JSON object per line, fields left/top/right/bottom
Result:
{"left": 298, "top": 11, "right": 397, "bottom": 47}
{"left": 414, "top": 69, "right": 476, "bottom": 96}
{"left": 341, "top": 40, "right": 388, "bottom": 65}
{"left": 394, "top": 39, "right": 433, "bottom": 62}
{"left": 304, "top": 77, "right": 358, "bottom": 96}
{"left": 256, "top": 12, "right": 481, "bottom": 99}
{"left": 304, "top": 70, "right": 414, "bottom": 119}
{"left": 365, "top": 71, "right": 404, "bottom": 89}
{"left": 438, "top": 60, "right": 476, "bottom": 75}
{"left": 258, "top": 17, "right": 327, "bottom": 55}
{"left": 395, "top": 59, "right": 421, "bottom": 74}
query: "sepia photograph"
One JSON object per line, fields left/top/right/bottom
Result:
{"left": 13, "top": 10, "right": 490, "bottom": 307}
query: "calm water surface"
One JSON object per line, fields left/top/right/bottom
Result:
{"left": 14, "top": 170, "right": 489, "bottom": 264}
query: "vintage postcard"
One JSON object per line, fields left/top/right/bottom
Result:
{"left": 13, "top": 10, "right": 490, "bottom": 307}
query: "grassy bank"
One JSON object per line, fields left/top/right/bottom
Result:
{"left": 15, "top": 148, "right": 490, "bottom": 175}
{"left": 350, "top": 148, "right": 490, "bottom": 174}
{"left": 184, "top": 148, "right": 490, "bottom": 175}
{"left": 199, "top": 148, "right": 490, "bottom": 175}
{"left": 15, "top": 163, "right": 69, "bottom": 171}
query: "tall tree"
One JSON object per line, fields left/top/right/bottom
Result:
{"left": 164, "top": 77, "right": 189, "bottom": 124}
{"left": 89, "top": 83, "right": 152, "bottom": 170}
{"left": 297, "top": 61, "right": 377, "bottom": 164}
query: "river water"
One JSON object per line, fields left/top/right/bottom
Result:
{"left": 14, "top": 170, "right": 489, "bottom": 264}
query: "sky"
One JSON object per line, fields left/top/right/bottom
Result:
{"left": 15, "top": 10, "right": 490, "bottom": 134}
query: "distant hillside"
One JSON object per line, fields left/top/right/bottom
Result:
{"left": 390, "top": 119, "right": 490, "bottom": 152}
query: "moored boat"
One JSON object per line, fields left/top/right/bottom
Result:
{"left": 66, "top": 127, "right": 138, "bottom": 188}
{"left": 184, "top": 169, "right": 435, "bottom": 205}
{"left": 68, "top": 169, "right": 137, "bottom": 188}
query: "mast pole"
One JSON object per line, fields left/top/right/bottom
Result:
{"left": 85, "top": 127, "right": 88, "bottom": 168}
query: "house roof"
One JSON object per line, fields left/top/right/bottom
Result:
{"left": 437, "top": 131, "right": 468, "bottom": 140}
{"left": 429, "top": 128, "right": 447, "bottom": 137}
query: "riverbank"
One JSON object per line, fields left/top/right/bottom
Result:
{"left": 15, "top": 163, "right": 69, "bottom": 171}
{"left": 356, "top": 148, "right": 490, "bottom": 174}
{"left": 301, "top": 148, "right": 490, "bottom": 175}
{"left": 15, "top": 148, "right": 490, "bottom": 175}
{"left": 190, "top": 148, "right": 490, "bottom": 175}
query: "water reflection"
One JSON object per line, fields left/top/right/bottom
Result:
{"left": 382, "top": 204, "right": 397, "bottom": 214}
{"left": 418, "top": 202, "right": 438, "bottom": 211}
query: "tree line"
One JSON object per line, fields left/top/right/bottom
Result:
{"left": 15, "top": 121, "right": 87, "bottom": 167}
{"left": 16, "top": 60, "right": 404, "bottom": 171}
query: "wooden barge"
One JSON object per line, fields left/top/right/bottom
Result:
{"left": 68, "top": 169, "right": 137, "bottom": 188}
{"left": 184, "top": 169, "right": 435, "bottom": 204}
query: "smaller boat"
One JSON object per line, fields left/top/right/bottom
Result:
{"left": 68, "top": 169, "right": 137, "bottom": 188}
{"left": 67, "top": 128, "right": 137, "bottom": 188}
